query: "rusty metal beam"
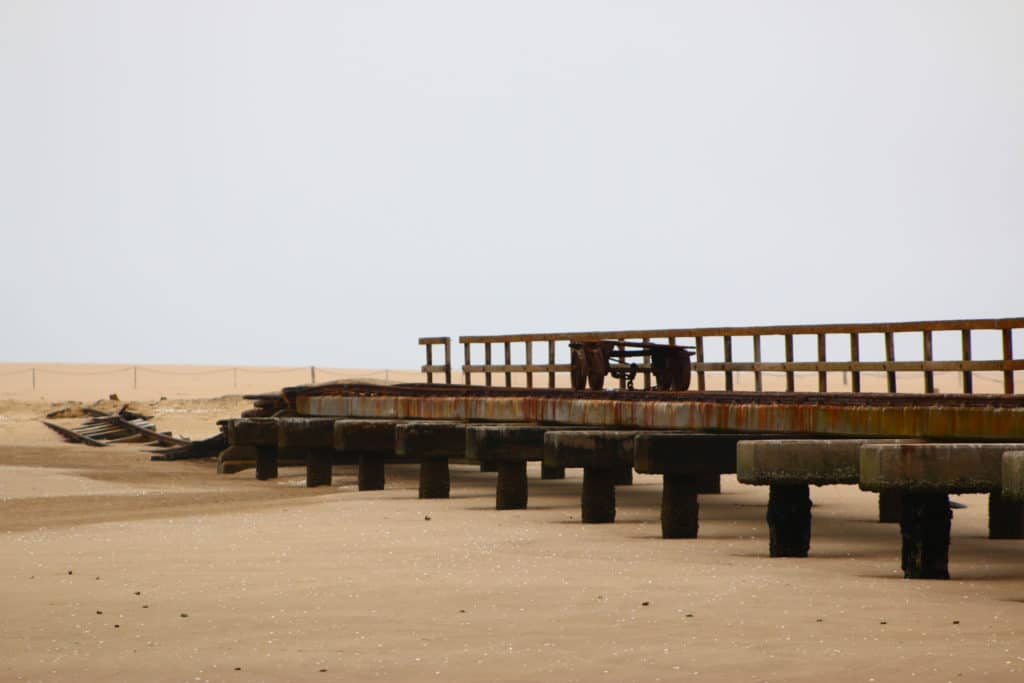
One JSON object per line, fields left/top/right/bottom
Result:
{"left": 294, "top": 384, "right": 1024, "bottom": 442}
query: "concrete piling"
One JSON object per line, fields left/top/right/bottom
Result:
{"left": 358, "top": 455, "right": 386, "bottom": 491}
{"left": 696, "top": 473, "right": 721, "bottom": 494}
{"left": 767, "top": 484, "right": 812, "bottom": 557}
{"left": 878, "top": 489, "right": 902, "bottom": 523}
{"left": 544, "top": 431, "right": 635, "bottom": 524}
{"left": 661, "top": 473, "right": 700, "bottom": 538}
{"left": 613, "top": 460, "right": 634, "bottom": 486}
{"left": 541, "top": 464, "right": 566, "bottom": 480}
{"left": 582, "top": 466, "right": 616, "bottom": 523}
{"left": 465, "top": 425, "right": 554, "bottom": 510}
{"left": 634, "top": 433, "right": 741, "bottom": 540}
{"left": 225, "top": 418, "right": 282, "bottom": 477}
{"left": 396, "top": 421, "right": 466, "bottom": 500}
{"left": 496, "top": 461, "right": 528, "bottom": 509}
{"left": 256, "top": 448, "right": 278, "bottom": 480}
{"left": 306, "top": 450, "right": 333, "bottom": 487}
{"left": 900, "top": 493, "right": 952, "bottom": 579}
{"left": 278, "top": 418, "right": 337, "bottom": 488}
{"left": 861, "top": 442, "right": 1021, "bottom": 578}
{"left": 335, "top": 420, "right": 403, "bottom": 492}
{"left": 988, "top": 491, "right": 1024, "bottom": 539}
{"left": 418, "top": 458, "right": 451, "bottom": 499}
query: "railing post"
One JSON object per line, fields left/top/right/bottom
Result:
{"left": 784, "top": 334, "right": 794, "bottom": 393}
{"left": 504, "top": 341, "right": 512, "bottom": 388}
{"left": 642, "top": 337, "right": 651, "bottom": 390}
{"left": 463, "top": 342, "right": 472, "bottom": 386}
{"left": 548, "top": 340, "right": 556, "bottom": 388}
{"left": 1003, "top": 328, "right": 1015, "bottom": 394}
{"left": 525, "top": 342, "right": 533, "bottom": 389}
{"left": 695, "top": 337, "right": 706, "bottom": 391}
{"left": 444, "top": 339, "right": 452, "bottom": 384}
{"left": 922, "top": 330, "right": 934, "bottom": 394}
{"left": 850, "top": 333, "right": 861, "bottom": 393}
{"left": 723, "top": 335, "right": 733, "bottom": 392}
{"left": 817, "top": 334, "right": 827, "bottom": 393}
{"left": 961, "top": 330, "right": 972, "bottom": 394}
{"left": 425, "top": 344, "right": 434, "bottom": 384}
{"left": 753, "top": 335, "right": 762, "bottom": 392}
{"left": 617, "top": 338, "right": 626, "bottom": 390}
{"left": 884, "top": 332, "right": 896, "bottom": 393}
{"left": 484, "top": 343, "right": 493, "bottom": 387}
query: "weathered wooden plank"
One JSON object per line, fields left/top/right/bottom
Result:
{"left": 42, "top": 421, "right": 108, "bottom": 447}
{"left": 113, "top": 418, "right": 190, "bottom": 447}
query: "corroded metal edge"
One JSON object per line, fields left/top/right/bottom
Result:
{"left": 297, "top": 394, "right": 1024, "bottom": 442}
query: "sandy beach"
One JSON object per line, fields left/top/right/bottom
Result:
{"left": 1, "top": 370, "right": 1023, "bottom": 682}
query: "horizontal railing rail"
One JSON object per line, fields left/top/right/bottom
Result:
{"left": 420, "top": 317, "right": 1024, "bottom": 394}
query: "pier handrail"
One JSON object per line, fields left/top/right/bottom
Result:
{"left": 421, "top": 317, "right": 1024, "bottom": 394}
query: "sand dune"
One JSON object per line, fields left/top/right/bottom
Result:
{"left": 1, "top": 369, "right": 1023, "bottom": 681}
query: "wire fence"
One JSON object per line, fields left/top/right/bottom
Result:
{"left": 0, "top": 364, "right": 423, "bottom": 401}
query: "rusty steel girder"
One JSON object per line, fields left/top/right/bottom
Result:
{"left": 293, "top": 384, "right": 1024, "bottom": 442}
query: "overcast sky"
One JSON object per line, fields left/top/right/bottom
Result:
{"left": 1, "top": 1, "right": 1021, "bottom": 368}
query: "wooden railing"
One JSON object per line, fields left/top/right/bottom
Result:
{"left": 420, "top": 318, "right": 1024, "bottom": 394}
{"left": 418, "top": 337, "right": 452, "bottom": 384}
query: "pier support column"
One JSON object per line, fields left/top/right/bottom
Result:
{"left": 635, "top": 433, "right": 741, "bottom": 540}
{"left": 662, "top": 474, "right": 699, "bottom": 538}
{"left": 394, "top": 421, "right": 465, "bottom": 499}
{"left": 496, "top": 460, "right": 528, "bottom": 510}
{"left": 419, "top": 458, "right": 450, "bottom": 499}
{"left": 336, "top": 420, "right": 401, "bottom": 492}
{"left": 861, "top": 442, "right": 1015, "bottom": 579}
{"left": 696, "top": 473, "right": 721, "bottom": 494}
{"left": 878, "top": 489, "right": 902, "bottom": 523}
{"left": 900, "top": 493, "right": 951, "bottom": 579}
{"left": 541, "top": 464, "right": 566, "bottom": 480}
{"left": 614, "top": 461, "right": 634, "bottom": 486}
{"left": 543, "top": 430, "right": 636, "bottom": 524}
{"left": 256, "top": 448, "right": 278, "bottom": 481}
{"left": 988, "top": 491, "right": 1024, "bottom": 539}
{"left": 306, "top": 450, "right": 332, "bottom": 487}
{"left": 582, "top": 466, "right": 616, "bottom": 523}
{"left": 358, "top": 454, "right": 385, "bottom": 491}
{"left": 767, "top": 484, "right": 812, "bottom": 557}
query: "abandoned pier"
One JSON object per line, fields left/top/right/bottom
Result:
{"left": 216, "top": 317, "right": 1024, "bottom": 581}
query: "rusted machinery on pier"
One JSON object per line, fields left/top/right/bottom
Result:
{"left": 569, "top": 340, "right": 694, "bottom": 391}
